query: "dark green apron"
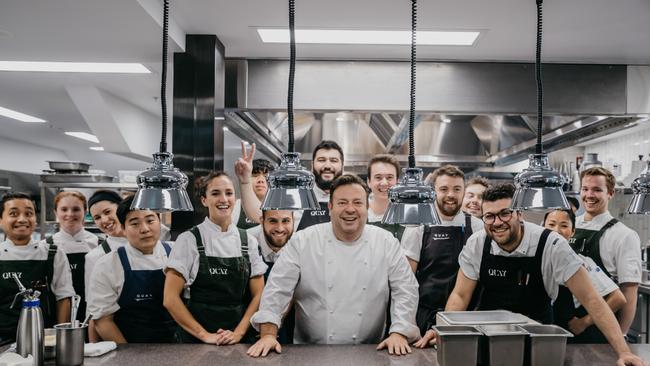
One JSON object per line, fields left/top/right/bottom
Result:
{"left": 99, "top": 237, "right": 112, "bottom": 254}
{"left": 179, "top": 226, "right": 251, "bottom": 343}
{"left": 367, "top": 221, "right": 406, "bottom": 241}
{"left": 0, "top": 243, "right": 58, "bottom": 342}
{"left": 236, "top": 207, "right": 259, "bottom": 230}
{"left": 47, "top": 236, "right": 87, "bottom": 322}
{"left": 553, "top": 218, "right": 618, "bottom": 343}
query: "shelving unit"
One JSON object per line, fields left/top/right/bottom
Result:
{"left": 38, "top": 181, "right": 137, "bottom": 237}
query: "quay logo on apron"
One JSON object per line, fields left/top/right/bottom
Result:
{"left": 70, "top": 263, "right": 78, "bottom": 270}
{"left": 310, "top": 210, "right": 327, "bottom": 217}
{"left": 134, "top": 293, "right": 154, "bottom": 302}
{"left": 488, "top": 269, "right": 507, "bottom": 277}
{"left": 209, "top": 267, "right": 229, "bottom": 275}
{"left": 431, "top": 233, "right": 451, "bottom": 241}
{"left": 2, "top": 271, "right": 22, "bottom": 280}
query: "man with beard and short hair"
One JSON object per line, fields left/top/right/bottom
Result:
{"left": 247, "top": 210, "right": 294, "bottom": 280}
{"left": 235, "top": 140, "right": 344, "bottom": 231}
{"left": 414, "top": 183, "right": 646, "bottom": 366}
{"left": 462, "top": 176, "right": 489, "bottom": 218}
{"left": 401, "top": 165, "right": 483, "bottom": 335}
{"left": 574, "top": 167, "right": 641, "bottom": 335}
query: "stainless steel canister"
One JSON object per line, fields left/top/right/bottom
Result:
{"left": 477, "top": 324, "right": 528, "bottom": 366}
{"left": 54, "top": 322, "right": 87, "bottom": 366}
{"left": 432, "top": 325, "right": 482, "bottom": 366}
{"left": 517, "top": 324, "right": 573, "bottom": 366}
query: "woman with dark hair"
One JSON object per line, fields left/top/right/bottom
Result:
{"left": 164, "top": 172, "right": 266, "bottom": 344}
{"left": 543, "top": 209, "right": 626, "bottom": 343}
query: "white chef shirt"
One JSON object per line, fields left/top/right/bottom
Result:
{"left": 247, "top": 225, "right": 281, "bottom": 264}
{"left": 87, "top": 241, "right": 170, "bottom": 320}
{"left": 293, "top": 185, "right": 330, "bottom": 230}
{"left": 166, "top": 218, "right": 267, "bottom": 298}
{"left": 367, "top": 207, "right": 384, "bottom": 223}
{"left": 84, "top": 236, "right": 128, "bottom": 300}
{"left": 52, "top": 229, "right": 98, "bottom": 255}
{"left": 459, "top": 221, "right": 583, "bottom": 302}
{"left": 573, "top": 254, "right": 619, "bottom": 308}
{"left": 0, "top": 239, "right": 75, "bottom": 301}
{"left": 401, "top": 211, "right": 484, "bottom": 262}
{"left": 575, "top": 211, "right": 642, "bottom": 284}
{"left": 251, "top": 222, "right": 420, "bottom": 344}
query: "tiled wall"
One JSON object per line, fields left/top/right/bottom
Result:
{"left": 584, "top": 124, "right": 650, "bottom": 181}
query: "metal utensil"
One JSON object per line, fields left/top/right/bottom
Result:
{"left": 47, "top": 161, "right": 91, "bottom": 172}
{"left": 70, "top": 295, "right": 81, "bottom": 327}
{"left": 80, "top": 314, "right": 92, "bottom": 328}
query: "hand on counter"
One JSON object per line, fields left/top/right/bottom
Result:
{"left": 617, "top": 351, "right": 648, "bottom": 366}
{"left": 376, "top": 333, "right": 411, "bottom": 356}
{"left": 198, "top": 329, "right": 243, "bottom": 345}
{"left": 247, "top": 335, "right": 281, "bottom": 358}
{"left": 413, "top": 329, "right": 437, "bottom": 349}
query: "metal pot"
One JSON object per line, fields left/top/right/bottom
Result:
{"left": 47, "top": 161, "right": 91, "bottom": 172}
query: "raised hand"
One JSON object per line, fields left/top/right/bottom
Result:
{"left": 234, "top": 141, "right": 255, "bottom": 183}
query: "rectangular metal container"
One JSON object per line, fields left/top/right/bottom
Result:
{"left": 437, "top": 310, "right": 531, "bottom": 326}
{"left": 517, "top": 324, "right": 573, "bottom": 366}
{"left": 432, "top": 325, "right": 482, "bottom": 366}
{"left": 477, "top": 324, "right": 528, "bottom": 366}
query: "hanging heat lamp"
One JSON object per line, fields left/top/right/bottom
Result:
{"left": 260, "top": 0, "right": 319, "bottom": 211}
{"left": 510, "top": 0, "right": 570, "bottom": 211}
{"left": 382, "top": 0, "right": 441, "bottom": 226}
{"left": 131, "top": 0, "right": 193, "bottom": 212}
{"left": 627, "top": 160, "right": 650, "bottom": 214}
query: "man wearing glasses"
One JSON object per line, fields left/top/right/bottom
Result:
{"left": 413, "top": 183, "right": 645, "bottom": 366}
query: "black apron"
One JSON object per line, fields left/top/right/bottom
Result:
{"left": 236, "top": 206, "right": 259, "bottom": 230}
{"left": 415, "top": 214, "right": 473, "bottom": 334}
{"left": 0, "top": 243, "right": 58, "bottom": 342}
{"left": 113, "top": 243, "right": 177, "bottom": 343}
{"left": 553, "top": 218, "right": 619, "bottom": 343}
{"left": 478, "top": 228, "right": 554, "bottom": 324}
{"left": 47, "top": 236, "right": 87, "bottom": 322}
{"left": 296, "top": 202, "right": 330, "bottom": 231}
{"left": 99, "top": 238, "right": 112, "bottom": 254}
{"left": 179, "top": 227, "right": 252, "bottom": 343}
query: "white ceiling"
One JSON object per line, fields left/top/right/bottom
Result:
{"left": 0, "top": 0, "right": 649, "bottom": 174}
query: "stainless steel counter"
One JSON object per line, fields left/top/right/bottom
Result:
{"left": 37, "top": 343, "right": 650, "bottom": 366}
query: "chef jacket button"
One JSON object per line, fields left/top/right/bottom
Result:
{"left": 358, "top": 312, "right": 362, "bottom": 316}
{"left": 329, "top": 335, "right": 333, "bottom": 339}
{"left": 329, "top": 310, "right": 334, "bottom": 314}
{"left": 362, "top": 286, "right": 366, "bottom": 291}
{"left": 352, "top": 335, "right": 357, "bottom": 340}
{"left": 328, "top": 284, "right": 333, "bottom": 290}
{"left": 328, "top": 260, "right": 332, "bottom": 264}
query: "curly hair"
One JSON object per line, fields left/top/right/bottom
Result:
{"left": 482, "top": 183, "right": 516, "bottom": 203}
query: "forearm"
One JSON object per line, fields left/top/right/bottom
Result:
{"left": 579, "top": 291, "right": 626, "bottom": 328}
{"left": 234, "top": 290, "right": 261, "bottom": 337}
{"left": 56, "top": 298, "right": 71, "bottom": 324}
{"left": 240, "top": 182, "right": 262, "bottom": 223}
{"left": 163, "top": 291, "right": 209, "bottom": 340}
{"left": 445, "top": 292, "right": 469, "bottom": 311}
{"left": 618, "top": 284, "right": 638, "bottom": 334}
{"left": 95, "top": 316, "right": 127, "bottom": 344}
{"left": 582, "top": 295, "right": 630, "bottom": 356}
{"left": 88, "top": 319, "right": 101, "bottom": 343}
{"left": 259, "top": 323, "right": 279, "bottom": 338}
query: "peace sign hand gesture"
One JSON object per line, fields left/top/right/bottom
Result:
{"left": 234, "top": 141, "right": 255, "bottom": 184}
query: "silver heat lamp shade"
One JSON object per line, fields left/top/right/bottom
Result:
{"left": 382, "top": 167, "right": 441, "bottom": 225}
{"left": 511, "top": 153, "right": 570, "bottom": 211}
{"left": 628, "top": 161, "right": 650, "bottom": 215}
{"left": 131, "top": 151, "right": 193, "bottom": 212}
{"left": 261, "top": 152, "right": 319, "bottom": 210}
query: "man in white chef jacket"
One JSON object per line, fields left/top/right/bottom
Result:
{"left": 247, "top": 174, "right": 419, "bottom": 357}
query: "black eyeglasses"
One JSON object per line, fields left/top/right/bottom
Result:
{"left": 482, "top": 209, "right": 515, "bottom": 225}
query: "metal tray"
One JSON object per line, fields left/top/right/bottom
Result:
{"left": 47, "top": 161, "right": 91, "bottom": 172}
{"left": 40, "top": 174, "right": 115, "bottom": 183}
{"left": 437, "top": 310, "right": 530, "bottom": 326}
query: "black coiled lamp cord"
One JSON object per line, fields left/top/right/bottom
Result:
{"left": 159, "top": 0, "right": 169, "bottom": 153}
{"left": 287, "top": 0, "right": 296, "bottom": 153}
{"left": 535, "top": 0, "right": 543, "bottom": 154}
{"left": 408, "top": 0, "right": 417, "bottom": 168}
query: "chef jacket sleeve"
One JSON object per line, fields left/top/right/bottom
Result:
{"left": 165, "top": 230, "right": 199, "bottom": 285}
{"left": 400, "top": 226, "right": 424, "bottom": 262}
{"left": 87, "top": 254, "right": 121, "bottom": 320}
{"left": 250, "top": 235, "right": 302, "bottom": 331}
{"left": 613, "top": 228, "right": 642, "bottom": 284}
{"left": 386, "top": 237, "right": 421, "bottom": 342}
{"left": 245, "top": 235, "right": 268, "bottom": 277}
{"left": 458, "top": 231, "right": 484, "bottom": 281}
{"left": 573, "top": 255, "right": 619, "bottom": 308}
{"left": 541, "top": 233, "right": 582, "bottom": 294}
{"left": 51, "top": 248, "right": 76, "bottom": 301}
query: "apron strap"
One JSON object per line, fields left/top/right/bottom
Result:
{"left": 464, "top": 213, "right": 473, "bottom": 240}
{"left": 100, "top": 238, "right": 112, "bottom": 254}
{"left": 238, "top": 229, "right": 249, "bottom": 257}
{"left": 46, "top": 236, "right": 54, "bottom": 245}
{"left": 117, "top": 246, "right": 132, "bottom": 273}
{"left": 190, "top": 226, "right": 205, "bottom": 255}
{"left": 161, "top": 242, "right": 172, "bottom": 256}
{"left": 586, "top": 218, "right": 618, "bottom": 278}
{"left": 535, "top": 229, "right": 552, "bottom": 260}
{"left": 46, "top": 243, "right": 58, "bottom": 284}
{"left": 482, "top": 233, "right": 492, "bottom": 256}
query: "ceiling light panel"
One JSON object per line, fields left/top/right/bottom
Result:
{"left": 0, "top": 61, "right": 150, "bottom": 73}
{"left": 0, "top": 105, "right": 46, "bottom": 123}
{"left": 257, "top": 29, "right": 479, "bottom": 46}
{"left": 65, "top": 132, "right": 100, "bottom": 143}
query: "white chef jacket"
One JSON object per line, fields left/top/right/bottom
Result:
{"left": 166, "top": 218, "right": 267, "bottom": 298}
{"left": 573, "top": 254, "right": 619, "bottom": 308}
{"left": 367, "top": 207, "right": 384, "bottom": 223}
{"left": 87, "top": 241, "right": 170, "bottom": 320}
{"left": 0, "top": 239, "right": 75, "bottom": 301}
{"left": 575, "top": 211, "right": 642, "bottom": 284}
{"left": 401, "top": 211, "right": 484, "bottom": 262}
{"left": 459, "top": 221, "right": 583, "bottom": 302}
{"left": 247, "top": 225, "right": 281, "bottom": 264}
{"left": 84, "top": 236, "right": 128, "bottom": 300}
{"left": 251, "top": 222, "right": 420, "bottom": 344}
{"left": 52, "top": 229, "right": 98, "bottom": 254}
